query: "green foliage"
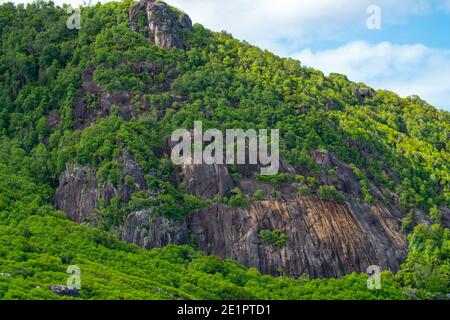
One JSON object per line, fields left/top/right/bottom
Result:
{"left": 259, "top": 230, "right": 289, "bottom": 247}
{"left": 397, "top": 224, "right": 450, "bottom": 299}
{"left": 317, "top": 186, "right": 345, "bottom": 203}
{"left": 401, "top": 212, "right": 415, "bottom": 232}
{"left": 252, "top": 189, "right": 265, "bottom": 201}
{"left": 152, "top": 193, "right": 184, "bottom": 219}
{"left": 275, "top": 191, "right": 283, "bottom": 200}
{"left": 227, "top": 188, "right": 248, "bottom": 209}
{"left": 1, "top": 0, "right": 448, "bottom": 213}
{"left": 429, "top": 207, "right": 442, "bottom": 224}
{"left": 256, "top": 173, "right": 294, "bottom": 187}
{"left": 99, "top": 196, "right": 123, "bottom": 230}
{"left": 306, "top": 177, "right": 320, "bottom": 187}
{"left": 297, "top": 184, "right": 311, "bottom": 196}
{"left": 327, "top": 168, "right": 337, "bottom": 177}
{"left": 350, "top": 164, "right": 373, "bottom": 204}
{"left": 183, "top": 194, "right": 210, "bottom": 213}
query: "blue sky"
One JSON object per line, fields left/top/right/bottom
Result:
{"left": 5, "top": 0, "right": 450, "bottom": 111}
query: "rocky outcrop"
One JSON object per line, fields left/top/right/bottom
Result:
{"left": 122, "top": 209, "right": 188, "bottom": 249}
{"left": 188, "top": 196, "right": 407, "bottom": 278}
{"left": 412, "top": 208, "right": 433, "bottom": 227}
{"left": 355, "top": 86, "right": 375, "bottom": 102}
{"left": 49, "top": 285, "right": 80, "bottom": 297}
{"left": 116, "top": 147, "right": 408, "bottom": 278}
{"left": 55, "top": 163, "right": 103, "bottom": 223}
{"left": 54, "top": 152, "right": 147, "bottom": 223}
{"left": 117, "top": 151, "right": 148, "bottom": 203}
{"left": 442, "top": 207, "right": 450, "bottom": 228}
{"left": 129, "top": 0, "right": 192, "bottom": 50}
{"left": 311, "top": 149, "right": 361, "bottom": 196}
{"left": 238, "top": 179, "right": 275, "bottom": 197}
{"left": 46, "top": 110, "right": 60, "bottom": 130}
{"left": 182, "top": 163, "right": 233, "bottom": 199}
{"left": 56, "top": 144, "right": 409, "bottom": 278}
{"left": 73, "top": 68, "right": 137, "bottom": 130}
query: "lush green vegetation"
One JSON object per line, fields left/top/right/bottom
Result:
{"left": 398, "top": 224, "right": 450, "bottom": 300}
{"left": 0, "top": 0, "right": 449, "bottom": 299}
{"left": 256, "top": 173, "right": 295, "bottom": 187}
{"left": 259, "top": 230, "right": 289, "bottom": 247}
{"left": 253, "top": 189, "right": 266, "bottom": 200}
{"left": 317, "top": 185, "right": 345, "bottom": 203}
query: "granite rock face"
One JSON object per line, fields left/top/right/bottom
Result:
{"left": 122, "top": 209, "right": 188, "bottom": 249}
{"left": 118, "top": 151, "right": 148, "bottom": 203}
{"left": 72, "top": 68, "right": 136, "bottom": 130}
{"left": 442, "top": 207, "right": 450, "bottom": 228}
{"left": 355, "top": 86, "right": 376, "bottom": 102}
{"left": 56, "top": 146, "right": 409, "bottom": 278}
{"left": 179, "top": 149, "right": 407, "bottom": 277}
{"left": 311, "top": 149, "right": 361, "bottom": 196}
{"left": 55, "top": 163, "right": 102, "bottom": 223}
{"left": 54, "top": 152, "right": 147, "bottom": 223}
{"left": 188, "top": 196, "right": 407, "bottom": 278}
{"left": 129, "top": 0, "right": 192, "bottom": 50}
{"left": 182, "top": 163, "right": 233, "bottom": 199}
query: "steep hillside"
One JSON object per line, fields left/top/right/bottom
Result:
{"left": 0, "top": 161, "right": 408, "bottom": 299}
{"left": 0, "top": 0, "right": 449, "bottom": 299}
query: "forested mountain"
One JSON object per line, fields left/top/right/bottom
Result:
{"left": 0, "top": 0, "right": 449, "bottom": 300}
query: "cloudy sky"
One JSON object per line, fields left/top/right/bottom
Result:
{"left": 4, "top": 0, "right": 450, "bottom": 110}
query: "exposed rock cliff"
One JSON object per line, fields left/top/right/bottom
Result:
{"left": 121, "top": 153, "right": 407, "bottom": 278}
{"left": 55, "top": 163, "right": 102, "bottom": 223}
{"left": 122, "top": 208, "right": 188, "bottom": 249}
{"left": 73, "top": 68, "right": 136, "bottom": 130}
{"left": 129, "top": 0, "right": 192, "bottom": 50}
{"left": 56, "top": 146, "right": 409, "bottom": 278}
{"left": 311, "top": 149, "right": 361, "bottom": 196}
{"left": 188, "top": 196, "right": 407, "bottom": 278}
{"left": 182, "top": 163, "right": 233, "bottom": 199}
{"left": 55, "top": 152, "right": 147, "bottom": 223}
{"left": 355, "top": 86, "right": 376, "bottom": 102}
{"left": 118, "top": 151, "right": 148, "bottom": 203}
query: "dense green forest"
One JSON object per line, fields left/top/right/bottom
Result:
{"left": 0, "top": 0, "right": 449, "bottom": 299}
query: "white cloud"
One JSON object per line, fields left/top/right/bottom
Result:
{"left": 294, "top": 41, "right": 450, "bottom": 110}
